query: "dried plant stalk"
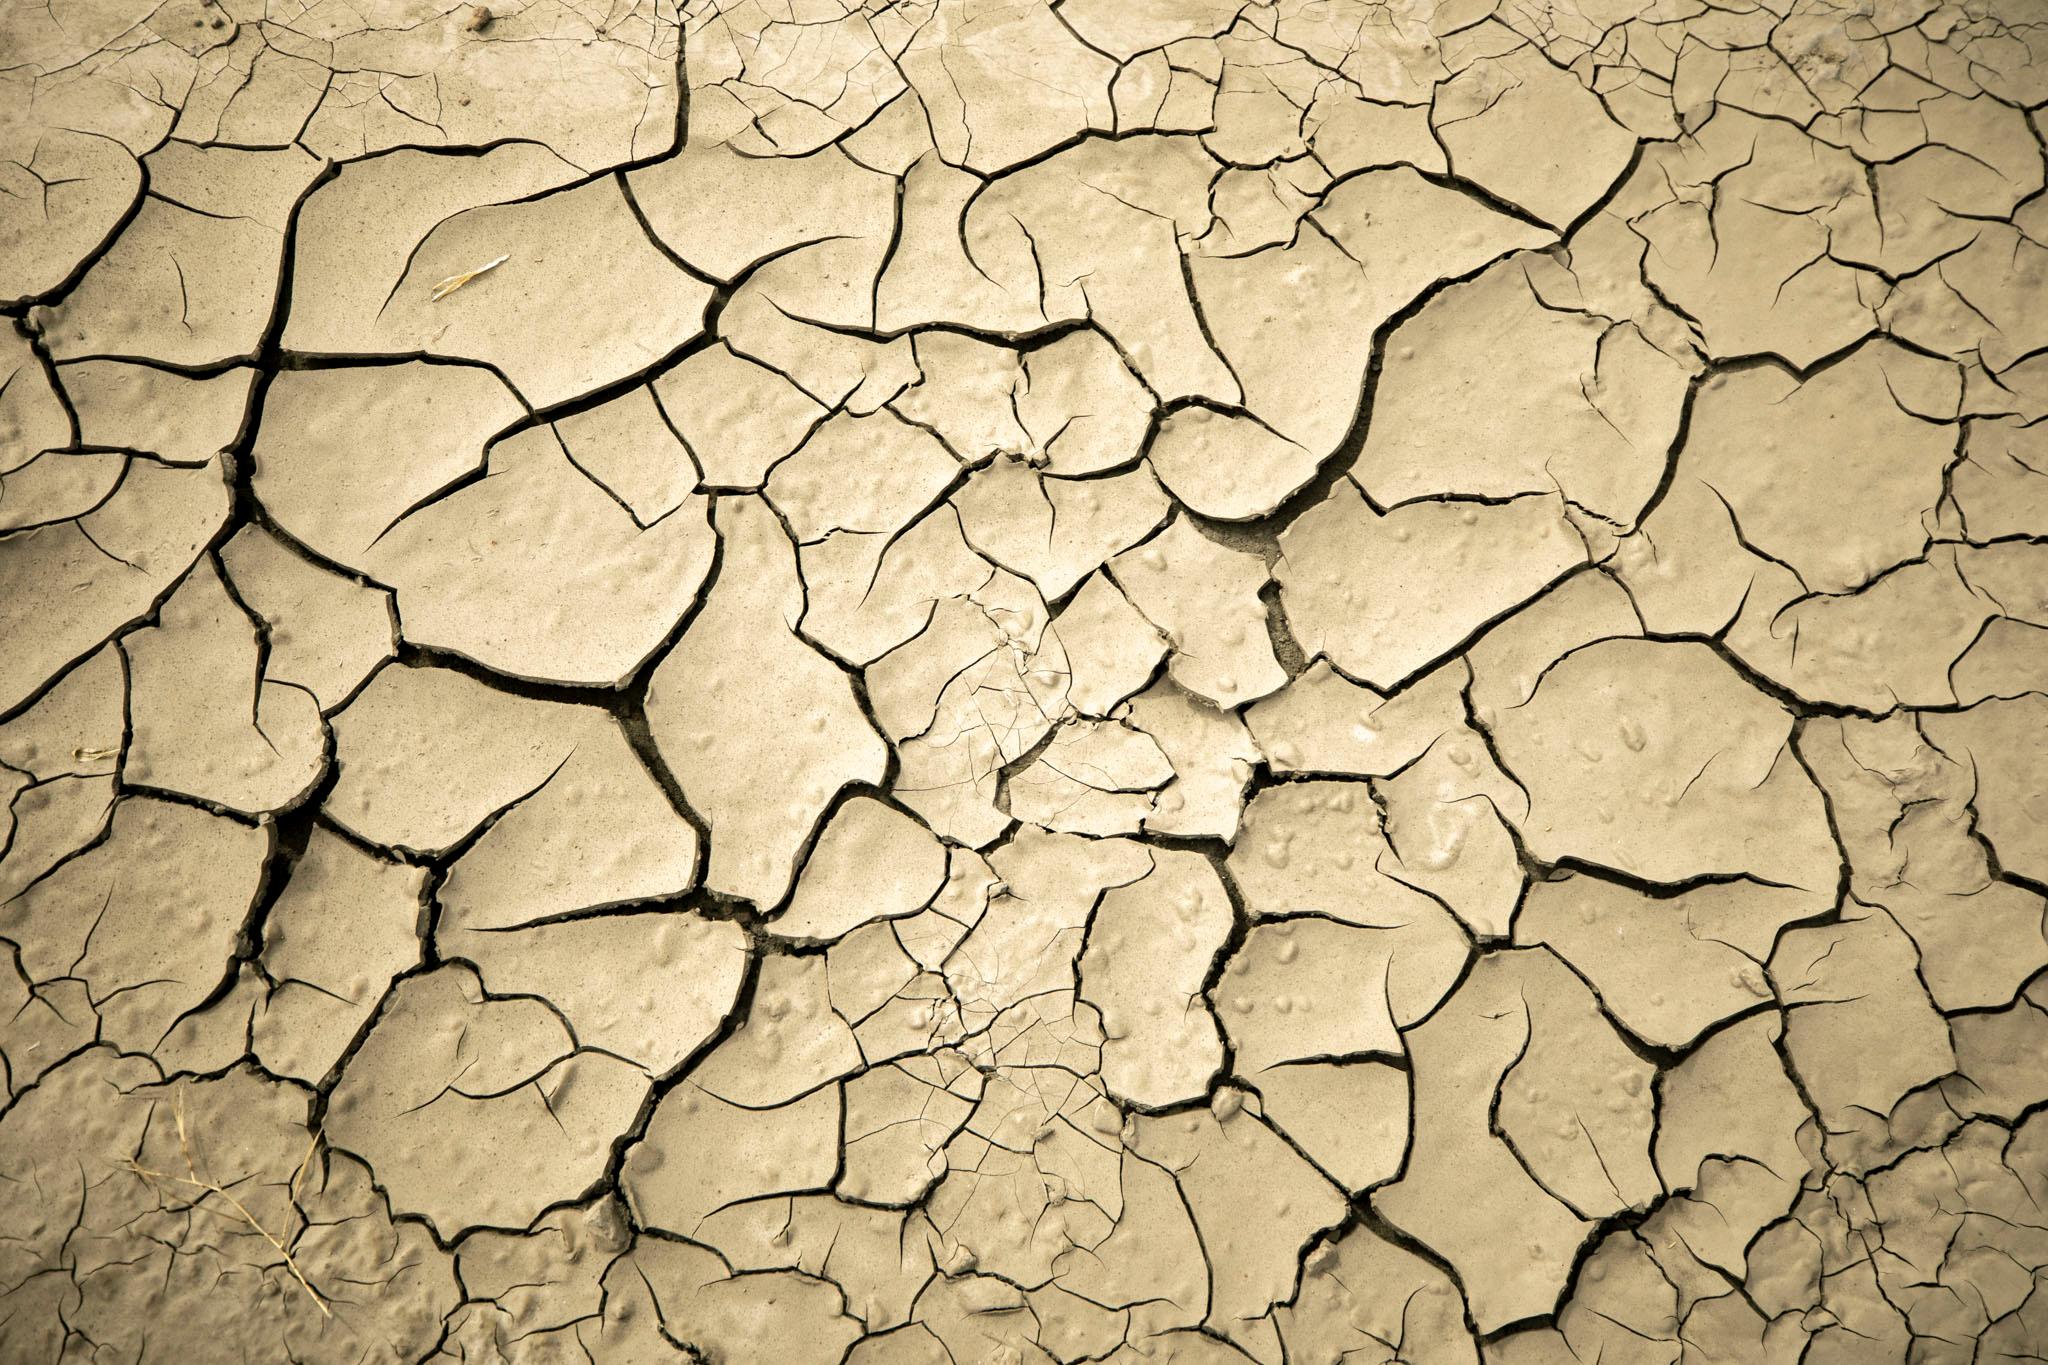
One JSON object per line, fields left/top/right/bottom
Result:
{"left": 429, "top": 254, "right": 509, "bottom": 301}
{"left": 123, "top": 1090, "right": 332, "bottom": 1317}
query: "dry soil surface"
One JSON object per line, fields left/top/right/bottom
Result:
{"left": 4, "top": 0, "right": 2048, "bottom": 1361}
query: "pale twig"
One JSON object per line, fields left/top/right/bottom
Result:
{"left": 288, "top": 1125, "right": 321, "bottom": 1203}
{"left": 123, "top": 1090, "right": 332, "bottom": 1317}
{"left": 429, "top": 254, "right": 509, "bottom": 301}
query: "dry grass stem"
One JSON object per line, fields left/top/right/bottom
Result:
{"left": 429, "top": 254, "right": 509, "bottom": 301}
{"left": 123, "top": 1090, "right": 332, "bottom": 1317}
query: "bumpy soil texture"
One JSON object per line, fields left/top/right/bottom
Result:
{"left": 4, "top": 0, "right": 2048, "bottom": 1361}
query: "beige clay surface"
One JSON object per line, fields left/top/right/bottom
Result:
{"left": 4, "top": 0, "right": 2048, "bottom": 1360}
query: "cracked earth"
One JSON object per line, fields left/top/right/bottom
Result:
{"left": 4, "top": 0, "right": 2048, "bottom": 1361}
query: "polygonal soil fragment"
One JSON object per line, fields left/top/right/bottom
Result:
{"left": 552, "top": 385, "right": 699, "bottom": 527}
{"left": 1431, "top": 41, "right": 1636, "bottom": 230}
{"left": 0, "top": 644, "right": 124, "bottom": 903}
{"left": 1674, "top": 341, "right": 1958, "bottom": 594}
{"left": 326, "top": 965, "right": 647, "bottom": 1238}
{"left": 1227, "top": 780, "right": 1468, "bottom": 932}
{"left": 1653, "top": 1014, "right": 1813, "bottom": 1269}
{"left": 1052, "top": 572, "right": 1171, "bottom": 718}
{"left": 4, "top": 795, "right": 267, "bottom": 1054}
{"left": 218, "top": 525, "right": 395, "bottom": 713}
{"left": 955, "top": 456, "right": 1172, "bottom": 599}
{"left": 1486, "top": 639, "right": 1840, "bottom": 891}
{"left": 771, "top": 795, "right": 949, "bottom": 943}
{"left": 1147, "top": 406, "right": 1320, "bottom": 523}
{"left": 329, "top": 665, "right": 699, "bottom": 922}
{"left": 1281, "top": 1223, "right": 1476, "bottom": 1365}
{"left": 871, "top": 569, "right": 1067, "bottom": 846}
{"left": 1798, "top": 714, "right": 2048, "bottom": 1012}
{"left": 1721, "top": 545, "right": 2004, "bottom": 711}
{"left": 946, "top": 827, "right": 1153, "bottom": 1028}
{"left": 438, "top": 1199, "right": 630, "bottom": 1359}
{"left": 1254, "top": 1059, "right": 1410, "bottom": 1193}
{"left": 1, "top": 455, "right": 231, "bottom": 715}
{"left": 369, "top": 426, "right": 717, "bottom": 687}
{"left": 33, "top": 191, "right": 295, "bottom": 366}
{"left": 122, "top": 556, "right": 327, "bottom": 817}
{"left": 629, "top": 139, "right": 896, "bottom": 309}
{"left": 1077, "top": 848, "right": 1231, "bottom": 1107}
{"left": 59, "top": 360, "right": 255, "bottom": 466}
{"left": 293, "top": 3, "right": 678, "bottom": 166}
{"left": 1126, "top": 679, "right": 1262, "bottom": 841}
{"left": 646, "top": 496, "right": 889, "bottom": 908}
{"left": 1375, "top": 729, "right": 1529, "bottom": 939}
{"left": 1016, "top": 329, "right": 1156, "bottom": 477}
{"left": 1635, "top": 113, "right": 1885, "bottom": 368}
{"left": 1006, "top": 715, "right": 1175, "bottom": 836}
{"left": 1922, "top": 696, "right": 2048, "bottom": 887}
{"left": 1248, "top": 657, "right": 1469, "bottom": 779}
{"left": 1771, "top": 906, "right": 1956, "bottom": 1155}
{"left": 440, "top": 913, "right": 745, "bottom": 1084}
{"left": 689, "top": 952, "right": 863, "bottom": 1109}
{"left": 903, "top": 0, "right": 1115, "bottom": 175}
{"left": 623, "top": 1078, "right": 841, "bottom": 1236}
{"left": 256, "top": 361, "right": 719, "bottom": 685}
{"left": 1190, "top": 163, "right": 1552, "bottom": 463}
{"left": 1515, "top": 874, "right": 1801, "bottom": 1050}
{"left": 653, "top": 343, "right": 828, "bottom": 489}
{"left": 251, "top": 362, "right": 525, "bottom": 569}
{"left": 1493, "top": 953, "right": 1661, "bottom": 1221}
{"left": 1218, "top": 910, "right": 1465, "bottom": 1073}
{"left": 251, "top": 827, "right": 423, "bottom": 1083}
{"left": 617, "top": 1235, "right": 864, "bottom": 1365}
{"left": 1352, "top": 262, "right": 1691, "bottom": 524}
{"left": 1279, "top": 484, "right": 1592, "bottom": 690}
{"left": 1127, "top": 1102, "right": 1349, "bottom": 1349}
{"left": 1373, "top": 950, "right": 1605, "bottom": 1332}
{"left": 0, "top": 130, "right": 142, "bottom": 306}
{"left": 289, "top": 172, "right": 713, "bottom": 409}
{"left": 1111, "top": 516, "right": 1286, "bottom": 708}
